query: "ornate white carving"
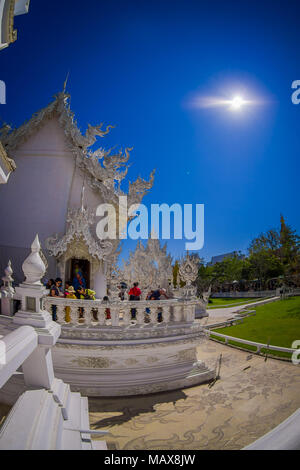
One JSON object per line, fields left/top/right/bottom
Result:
{"left": 1, "top": 260, "right": 15, "bottom": 297}
{"left": 178, "top": 253, "right": 198, "bottom": 299}
{"left": 202, "top": 284, "right": 212, "bottom": 304}
{"left": 119, "top": 238, "right": 173, "bottom": 296}
{"left": 45, "top": 207, "right": 112, "bottom": 261}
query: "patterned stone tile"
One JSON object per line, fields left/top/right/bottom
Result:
{"left": 89, "top": 339, "right": 300, "bottom": 450}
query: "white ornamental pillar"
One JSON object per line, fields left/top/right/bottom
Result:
{"left": 94, "top": 261, "right": 107, "bottom": 298}
{"left": 13, "top": 234, "right": 61, "bottom": 390}
{"left": 0, "top": 260, "right": 15, "bottom": 316}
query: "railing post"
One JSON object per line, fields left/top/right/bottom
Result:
{"left": 173, "top": 304, "right": 182, "bottom": 322}
{"left": 84, "top": 305, "right": 93, "bottom": 325}
{"left": 98, "top": 306, "right": 106, "bottom": 325}
{"left": 149, "top": 306, "right": 157, "bottom": 324}
{"left": 136, "top": 306, "right": 145, "bottom": 325}
{"left": 110, "top": 306, "right": 119, "bottom": 326}
{"left": 12, "top": 235, "right": 61, "bottom": 390}
{"left": 122, "top": 305, "right": 131, "bottom": 325}
{"left": 162, "top": 304, "right": 171, "bottom": 323}
{"left": 69, "top": 304, "right": 78, "bottom": 324}
{"left": 56, "top": 303, "right": 66, "bottom": 324}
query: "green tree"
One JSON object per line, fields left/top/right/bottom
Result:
{"left": 172, "top": 260, "right": 179, "bottom": 288}
{"left": 248, "top": 249, "right": 284, "bottom": 288}
{"left": 279, "top": 215, "right": 300, "bottom": 268}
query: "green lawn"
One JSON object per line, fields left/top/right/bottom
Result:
{"left": 207, "top": 297, "right": 261, "bottom": 309}
{"left": 211, "top": 296, "right": 300, "bottom": 359}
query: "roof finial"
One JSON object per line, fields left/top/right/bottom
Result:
{"left": 63, "top": 70, "right": 70, "bottom": 94}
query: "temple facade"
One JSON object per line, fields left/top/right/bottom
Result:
{"left": 0, "top": 89, "right": 154, "bottom": 296}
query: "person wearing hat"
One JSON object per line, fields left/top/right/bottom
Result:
{"left": 64, "top": 280, "right": 72, "bottom": 297}
{"left": 65, "top": 285, "right": 77, "bottom": 322}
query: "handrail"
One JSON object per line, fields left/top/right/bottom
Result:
{"left": 204, "top": 328, "right": 296, "bottom": 355}
{"left": 0, "top": 326, "right": 38, "bottom": 388}
{"left": 211, "top": 290, "right": 276, "bottom": 298}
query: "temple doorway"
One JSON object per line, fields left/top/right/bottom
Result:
{"left": 70, "top": 259, "right": 90, "bottom": 289}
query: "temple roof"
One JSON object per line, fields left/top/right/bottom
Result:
{"left": 0, "top": 90, "right": 112, "bottom": 151}
{"left": 0, "top": 89, "right": 155, "bottom": 207}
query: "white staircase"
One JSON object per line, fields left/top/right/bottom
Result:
{"left": 0, "top": 378, "right": 107, "bottom": 450}
{"left": 0, "top": 324, "right": 107, "bottom": 450}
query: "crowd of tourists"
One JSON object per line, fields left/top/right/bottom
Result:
{"left": 126, "top": 282, "right": 169, "bottom": 322}
{"left": 45, "top": 272, "right": 169, "bottom": 323}
{"left": 44, "top": 266, "right": 96, "bottom": 321}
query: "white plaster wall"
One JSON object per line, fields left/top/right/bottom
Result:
{"left": 93, "top": 263, "right": 107, "bottom": 298}
{"left": 0, "top": 118, "right": 75, "bottom": 249}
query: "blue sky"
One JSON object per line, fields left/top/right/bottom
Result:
{"left": 1, "top": 0, "right": 300, "bottom": 263}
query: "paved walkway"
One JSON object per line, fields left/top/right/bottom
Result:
{"left": 89, "top": 335, "right": 300, "bottom": 450}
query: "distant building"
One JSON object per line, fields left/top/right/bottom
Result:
{"left": 0, "top": 0, "right": 30, "bottom": 51}
{"left": 210, "top": 251, "right": 245, "bottom": 265}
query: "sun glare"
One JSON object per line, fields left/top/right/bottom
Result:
{"left": 230, "top": 96, "right": 246, "bottom": 110}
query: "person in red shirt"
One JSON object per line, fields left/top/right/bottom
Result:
{"left": 128, "top": 282, "right": 141, "bottom": 319}
{"left": 128, "top": 282, "right": 141, "bottom": 300}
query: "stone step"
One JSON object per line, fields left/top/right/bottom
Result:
{"left": 51, "top": 378, "right": 71, "bottom": 413}
{"left": 91, "top": 440, "right": 107, "bottom": 450}
{"left": 0, "top": 389, "right": 63, "bottom": 449}
{"left": 0, "top": 382, "right": 107, "bottom": 449}
{"left": 63, "top": 391, "right": 82, "bottom": 430}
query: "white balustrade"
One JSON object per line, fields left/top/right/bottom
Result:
{"left": 42, "top": 297, "right": 197, "bottom": 328}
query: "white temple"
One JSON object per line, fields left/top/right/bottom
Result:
{"left": 0, "top": 89, "right": 155, "bottom": 297}
{"left": 0, "top": 87, "right": 298, "bottom": 450}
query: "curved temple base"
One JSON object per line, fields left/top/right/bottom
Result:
{"left": 51, "top": 329, "right": 215, "bottom": 397}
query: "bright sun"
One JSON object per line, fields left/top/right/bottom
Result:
{"left": 230, "top": 96, "right": 246, "bottom": 110}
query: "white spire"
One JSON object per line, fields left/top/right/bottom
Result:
{"left": 22, "top": 234, "right": 46, "bottom": 285}
{"left": 4, "top": 259, "right": 13, "bottom": 280}
{"left": 1, "top": 260, "right": 14, "bottom": 296}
